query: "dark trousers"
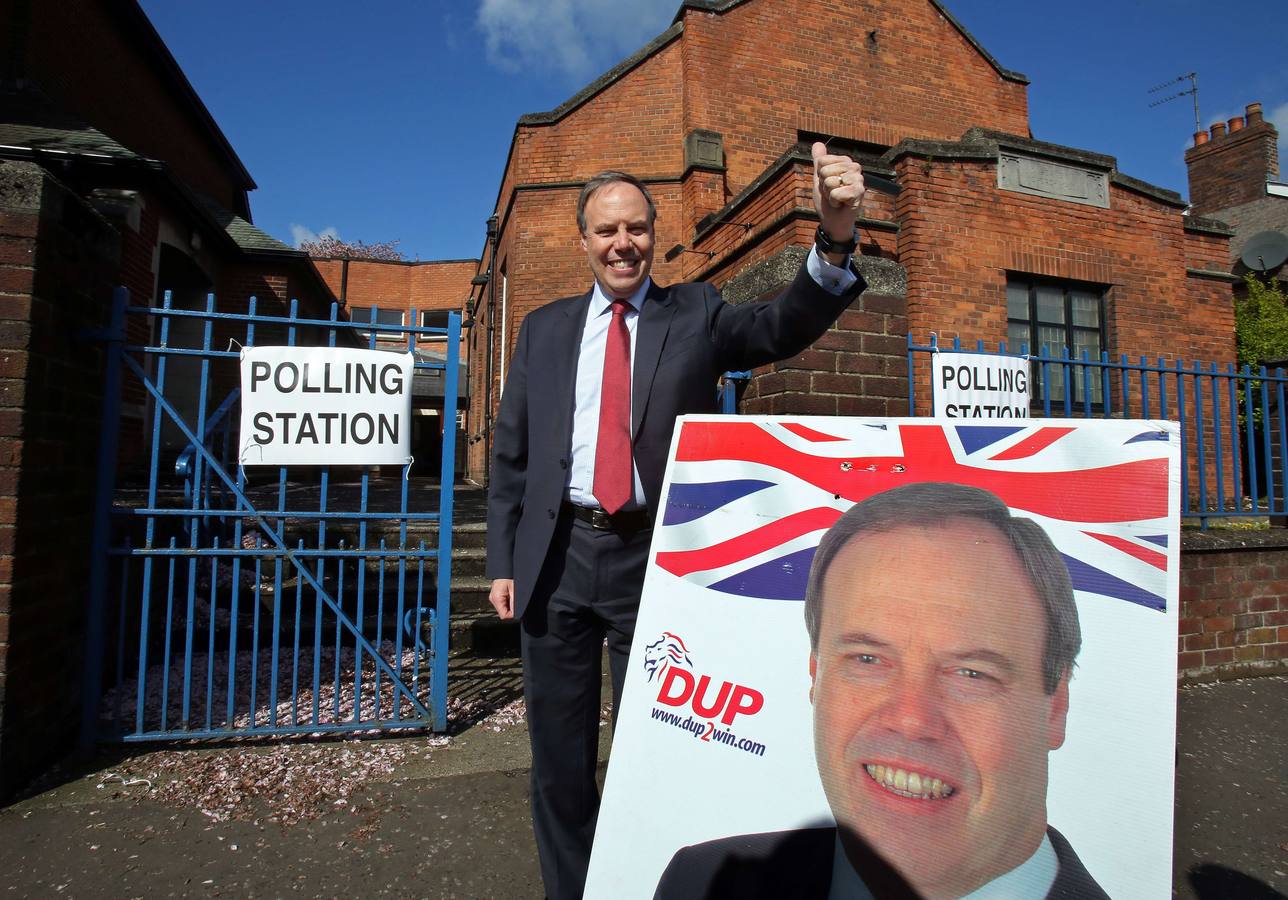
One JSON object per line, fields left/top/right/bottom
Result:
{"left": 521, "top": 510, "right": 651, "bottom": 900}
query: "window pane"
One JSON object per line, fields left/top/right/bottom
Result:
{"left": 421, "top": 310, "right": 452, "bottom": 328}
{"left": 1072, "top": 327, "right": 1101, "bottom": 359}
{"left": 1071, "top": 291, "right": 1099, "bottom": 327}
{"left": 1037, "top": 324, "right": 1067, "bottom": 402}
{"left": 1007, "top": 321, "right": 1030, "bottom": 353}
{"left": 1006, "top": 282, "right": 1030, "bottom": 320}
{"left": 1072, "top": 329, "right": 1103, "bottom": 404}
{"left": 1035, "top": 285, "right": 1065, "bottom": 324}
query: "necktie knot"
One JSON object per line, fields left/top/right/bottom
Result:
{"left": 610, "top": 299, "right": 630, "bottom": 318}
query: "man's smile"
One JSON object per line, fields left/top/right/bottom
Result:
{"left": 864, "top": 763, "right": 956, "bottom": 800}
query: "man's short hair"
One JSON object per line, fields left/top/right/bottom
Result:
{"left": 576, "top": 171, "right": 658, "bottom": 234}
{"left": 803, "top": 482, "right": 1081, "bottom": 694}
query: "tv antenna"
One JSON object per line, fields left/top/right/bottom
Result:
{"left": 1148, "top": 72, "right": 1200, "bottom": 134}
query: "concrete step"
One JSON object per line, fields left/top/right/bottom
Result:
{"left": 448, "top": 609, "right": 519, "bottom": 655}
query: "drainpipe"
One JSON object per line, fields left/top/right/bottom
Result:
{"left": 483, "top": 215, "right": 499, "bottom": 488}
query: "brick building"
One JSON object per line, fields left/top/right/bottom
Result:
{"left": 462, "top": 0, "right": 1236, "bottom": 482}
{"left": 0, "top": 0, "right": 340, "bottom": 792}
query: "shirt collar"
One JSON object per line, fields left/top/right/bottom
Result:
{"left": 590, "top": 278, "right": 650, "bottom": 317}
{"left": 826, "top": 831, "right": 1057, "bottom": 900}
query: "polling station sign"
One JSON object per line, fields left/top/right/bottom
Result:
{"left": 238, "top": 346, "right": 413, "bottom": 466}
{"left": 932, "top": 351, "right": 1030, "bottom": 418}
{"left": 587, "top": 417, "right": 1180, "bottom": 900}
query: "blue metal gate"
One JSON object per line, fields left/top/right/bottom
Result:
{"left": 84, "top": 289, "right": 460, "bottom": 742}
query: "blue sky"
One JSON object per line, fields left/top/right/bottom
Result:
{"left": 139, "top": 0, "right": 1287, "bottom": 263}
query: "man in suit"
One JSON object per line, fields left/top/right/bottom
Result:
{"left": 486, "top": 144, "right": 868, "bottom": 900}
{"left": 655, "top": 483, "right": 1108, "bottom": 899}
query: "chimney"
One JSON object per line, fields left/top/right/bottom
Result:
{"left": 1185, "top": 99, "right": 1281, "bottom": 215}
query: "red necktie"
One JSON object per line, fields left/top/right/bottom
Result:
{"left": 593, "top": 300, "right": 632, "bottom": 514}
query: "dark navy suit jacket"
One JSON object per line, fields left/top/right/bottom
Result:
{"left": 486, "top": 262, "right": 864, "bottom": 620}
{"left": 653, "top": 825, "right": 1109, "bottom": 900}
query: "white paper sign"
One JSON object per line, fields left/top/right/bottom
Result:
{"left": 933, "top": 351, "right": 1030, "bottom": 418}
{"left": 238, "top": 346, "right": 413, "bottom": 466}
{"left": 587, "top": 416, "right": 1180, "bottom": 900}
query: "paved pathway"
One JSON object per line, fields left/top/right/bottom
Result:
{"left": 1, "top": 671, "right": 1283, "bottom": 898}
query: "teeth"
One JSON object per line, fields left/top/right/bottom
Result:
{"left": 609, "top": 260, "right": 636, "bottom": 269}
{"left": 864, "top": 764, "right": 954, "bottom": 800}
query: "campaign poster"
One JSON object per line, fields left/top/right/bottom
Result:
{"left": 587, "top": 417, "right": 1179, "bottom": 900}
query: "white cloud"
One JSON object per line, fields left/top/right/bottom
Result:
{"left": 289, "top": 224, "right": 339, "bottom": 248}
{"left": 477, "top": 0, "right": 677, "bottom": 80}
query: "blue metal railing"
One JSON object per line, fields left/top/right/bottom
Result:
{"left": 719, "top": 371, "right": 751, "bottom": 413}
{"left": 85, "top": 289, "right": 460, "bottom": 743}
{"left": 907, "top": 334, "right": 1288, "bottom": 527}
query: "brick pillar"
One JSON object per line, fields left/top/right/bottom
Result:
{"left": 0, "top": 161, "right": 118, "bottom": 795}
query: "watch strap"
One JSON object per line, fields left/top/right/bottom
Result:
{"left": 815, "top": 224, "right": 858, "bottom": 255}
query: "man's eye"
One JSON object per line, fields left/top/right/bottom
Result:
{"left": 955, "top": 667, "right": 997, "bottom": 682}
{"left": 855, "top": 653, "right": 880, "bottom": 665}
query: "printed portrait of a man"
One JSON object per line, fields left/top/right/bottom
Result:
{"left": 655, "top": 482, "right": 1108, "bottom": 899}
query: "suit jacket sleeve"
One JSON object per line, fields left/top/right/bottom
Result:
{"left": 485, "top": 317, "right": 531, "bottom": 580}
{"left": 709, "top": 260, "right": 862, "bottom": 374}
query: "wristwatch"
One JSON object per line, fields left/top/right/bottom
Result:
{"left": 815, "top": 224, "right": 858, "bottom": 256}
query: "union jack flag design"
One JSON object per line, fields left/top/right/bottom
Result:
{"left": 654, "top": 419, "right": 1174, "bottom": 611}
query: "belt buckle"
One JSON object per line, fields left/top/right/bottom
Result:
{"left": 590, "top": 508, "right": 614, "bottom": 530}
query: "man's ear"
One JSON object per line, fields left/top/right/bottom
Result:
{"left": 1047, "top": 675, "right": 1071, "bottom": 751}
{"left": 580, "top": 233, "right": 588, "bottom": 252}
{"left": 809, "top": 653, "right": 818, "bottom": 705}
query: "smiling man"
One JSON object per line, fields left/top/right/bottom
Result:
{"left": 655, "top": 483, "right": 1107, "bottom": 900}
{"left": 488, "top": 146, "right": 869, "bottom": 900}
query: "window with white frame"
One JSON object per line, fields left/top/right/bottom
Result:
{"left": 349, "top": 305, "right": 404, "bottom": 340}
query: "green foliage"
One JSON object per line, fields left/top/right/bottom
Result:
{"left": 1235, "top": 274, "right": 1288, "bottom": 371}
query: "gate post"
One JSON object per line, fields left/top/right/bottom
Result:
{"left": 80, "top": 287, "right": 128, "bottom": 750}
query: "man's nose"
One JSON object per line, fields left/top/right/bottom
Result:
{"left": 877, "top": 672, "right": 949, "bottom": 740}
{"left": 611, "top": 228, "right": 632, "bottom": 251}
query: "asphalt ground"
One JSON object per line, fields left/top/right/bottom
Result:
{"left": 1, "top": 666, "right": 1283, "bottom": 899}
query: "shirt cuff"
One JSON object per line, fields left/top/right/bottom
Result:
{"left": 806, "top": 245, "right": 858, "bottom": 295}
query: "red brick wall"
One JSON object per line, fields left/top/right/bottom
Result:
{"left": 893, "top": 153, "right": 1236, "bottom": 409}
{"left": 16, "top": 0, "right": 251, "bottom": 216}
{"left": 312, "top": 257, "right": 476, "bottom": 321}
{"left": 1180, "top": 539, "right": 1288, "bottom": 680}
{"left": 1185, "top": 103, "right": 1280, "bottom": 216}
{"left": 678, "top": 0, "right": 1028, "bottom": 194}
{"left": 0, "top": 161, "right": 119, "bottom": 795}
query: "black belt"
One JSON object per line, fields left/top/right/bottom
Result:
{"left": 562, "top": 502, "right": 651, "bottom": 532}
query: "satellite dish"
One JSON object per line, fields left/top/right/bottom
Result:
{"left": 1240, "top": 230, "right": 1288, "bottom": 272}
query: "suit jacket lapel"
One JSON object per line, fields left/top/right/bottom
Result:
{"left": 551, "top": 291, "right": 592, "bottom": 446}
{"left": 632, "top": 280, "right": 676, "bottom": 437}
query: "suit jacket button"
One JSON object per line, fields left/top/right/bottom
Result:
{"left": 548, "top": 509, "right": 555, "bottom": 519}
{"left": 559, "top": 458, "right": 568, "bottom": 469}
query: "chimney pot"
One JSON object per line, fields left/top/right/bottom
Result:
{"left": 1228, "top": 116, "right": 1245, "bottom": 133}
{"left": 1194, "top": 130, "right": 1209, "bottom": 146}
{"left": 1210, "top": 122, "right": 1227, "bottom": 139}
{"left": 1247, "top": 102, "right": 1264, "bottom": 124}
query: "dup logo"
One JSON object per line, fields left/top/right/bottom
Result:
{"left": 643, "top": 632, "right": 764, "bottom": 726}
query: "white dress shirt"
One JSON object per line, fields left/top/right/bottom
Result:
{"left": 826, "top": 831, "right": 1059, "bottom": 900}
{"left": 566, "top": 246, "right": 858, "bottom": 509}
